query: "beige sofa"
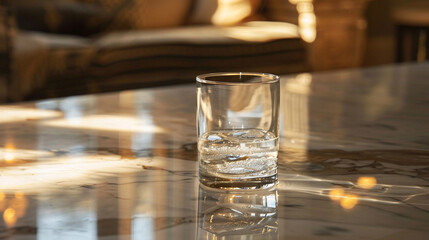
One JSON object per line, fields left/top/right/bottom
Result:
{"left": 2, "top": 0, "right": 306, "bottom": 102}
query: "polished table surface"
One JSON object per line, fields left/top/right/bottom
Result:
{"left": 1, "top": 63, "right": 429, "bottom": 239}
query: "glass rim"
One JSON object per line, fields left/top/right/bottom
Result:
{"left": 196, "top": 72, "right": 280, "bottom": 85}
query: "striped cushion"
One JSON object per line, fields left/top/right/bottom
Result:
{"left": 89, "top": 22, "right": 305, "bottom": 90}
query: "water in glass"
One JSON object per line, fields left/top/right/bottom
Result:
{"left": 198, "top": 128, "right": 278, "bottom": 189}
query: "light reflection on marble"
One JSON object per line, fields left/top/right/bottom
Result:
{"left": 1, "top": 63, "right": 429, "bottom": 239}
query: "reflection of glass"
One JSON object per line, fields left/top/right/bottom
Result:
{"left": 280, "top": 73, "right": 311, "bottom": 153}
{"left": 197, "top": 185, "right": 278, "bottom": 239}
{"left": 197, "top": 73, "right": 280, "bottom": 189}
{"left": 281, "top": 73, "right": 311, "bottom": 137}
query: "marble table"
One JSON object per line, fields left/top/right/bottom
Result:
{"left": 1, "top": 62, "right": 429, "bottom": 239}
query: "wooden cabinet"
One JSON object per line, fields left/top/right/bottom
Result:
{"left": 289, "top": 0, "right": 372, "bottom": 70}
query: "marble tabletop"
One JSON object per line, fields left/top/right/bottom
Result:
{"left": 1, "top": 62, "right": 429, "bottom": 239}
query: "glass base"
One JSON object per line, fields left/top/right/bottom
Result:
{"left": 199, "top": 174, "right": 278, "bottom": 190}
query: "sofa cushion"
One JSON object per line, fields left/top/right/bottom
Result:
{"left": 190, "top": 0, "right": 262, "bottom": 26}
{"left": 9, "top": 0, "right": 193, "bottom": 36}
{"left": 95, "top": 21, "right": 300, "bottom": 47}
{"left": 89, "top": 21, "right": 305, "bottom": 92}
{"left": 10, "top": 21, "right": 306, "bottom": 100}
{"left": 79, "top": 0, "right": 193, "bottom": 31}
{"left": 8, "top": 0, "right": 106, "bottom": 36}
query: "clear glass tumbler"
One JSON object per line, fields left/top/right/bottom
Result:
{"left": 196, "top": 72, "right": 280, "bottom": 189}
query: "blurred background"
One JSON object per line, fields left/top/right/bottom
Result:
{"left": 0, "top": 0, "right": 428, "bottom": 103}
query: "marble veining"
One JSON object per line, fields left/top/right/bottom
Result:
{"left": 1, "top": 63, "right": 429, "bottom": 239}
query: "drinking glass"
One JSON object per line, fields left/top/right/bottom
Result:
{"left": 196, "top": 72, "right": 280, "bottom": 189}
